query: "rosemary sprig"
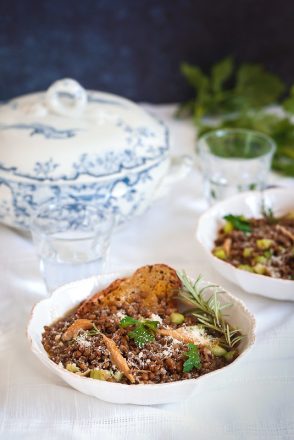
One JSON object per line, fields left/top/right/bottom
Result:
{"left": 177, "top": 272, "right": 244, "bottom": 350}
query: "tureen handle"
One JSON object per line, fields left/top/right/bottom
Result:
{"left": 46, "top": 78, "right": 87, "bottom": 117}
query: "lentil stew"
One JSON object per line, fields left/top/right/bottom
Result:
{"left": 212, "top": 212, "right": 294, "bottom": 280}
{"left": 42, "top": 264, "right": 242, "bottom": 385}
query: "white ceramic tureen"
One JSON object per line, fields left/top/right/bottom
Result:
{"left": 0, "top": 78, "right": 191, "bottom": 230}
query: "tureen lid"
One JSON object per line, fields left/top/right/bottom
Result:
{"left": 0, "top": 79, "right": 169, "bottom": 182}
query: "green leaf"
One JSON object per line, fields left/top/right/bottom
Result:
{"left": 181, "top": 63, "right": 211, "bottom": 120}
{"left": 128, "top": 324, "right": 155, "bottom": 348}
{"left": 211, "top": 57, "right": 234, "bottom": 93}
{"left": 120, "top": 316, "right": 159, "bottom": 348}
{"left": 223, "top": 214, "right": 252, "bottom": 232}
{"left": 181, "top": 63, "right": 209, "bottom": 92}
{"left": 235, "top": 63, "right": 285, "bottom": 109}
{"left": 143, "top": 320, "right": 160, "bottom": 331}
{"left": 120, "top": 316, "right": 138, "bottom": 328}
{"left": 183, "top": 343, "right": 201, "bottom": 372}
{"left": 283, "top": 97, "right": 294, "bottom": 114}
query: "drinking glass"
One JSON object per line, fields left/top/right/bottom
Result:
{"left": 30, "top": 200, "right": 114, "bottom": 292}
{"left": 198, "top": 128, "right": 276, "bottom": 204}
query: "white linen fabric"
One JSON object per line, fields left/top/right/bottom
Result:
{"left": 0, "top": 105, "right": 293, "bottom": 440}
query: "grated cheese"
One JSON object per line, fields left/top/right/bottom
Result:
{"left": 150, "top": 313, "right": 163, "bottom": 324}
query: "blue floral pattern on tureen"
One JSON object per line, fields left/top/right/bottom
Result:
{"left": 0, "top": 123, "right": 78, "bottom": 138}
{"left": 0, "top": 117, "right": 168, "bottom": 181}
{"left": 0, "top": 160, "right": 167, "bottom": 229}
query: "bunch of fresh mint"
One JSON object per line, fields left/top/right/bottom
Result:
{"left": 178, "top": 57, "right": 294, "bottom": 177}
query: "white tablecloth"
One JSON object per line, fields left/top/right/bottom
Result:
{"left": 0, "top": 105, "right": 294, "bottom": 440}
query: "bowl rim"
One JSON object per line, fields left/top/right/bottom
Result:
{"left": 27, "top": 271, "right": 256, "bottom": 390}
{"left": 196, "top": 187, "right": 294, "bottom": 286}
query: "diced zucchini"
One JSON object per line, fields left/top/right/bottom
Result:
{"left": 170, "top": 312, "right": 185, "bottom": 325}
{"left": 66, "top": 363, "right": 80, "bottom": 373}
{"left": 263, "top": 250, "right": 272, "bottom": 259}
{"left": 238, "top": 264, "right": 254, "bottom": 273}
{"left": 211, "top": 345, "right": 227, "bottom": 357}
{"left": 113, "top": 371, "right": 124, "bottom": 382}
{"left": 213, "top": 247, "right": 227, "bottom": 260}
{"left": 223, "top": 221, "right": 234, "bottom": 233}
{"left": 90, "top": 369, "right": 111, "bottom": 381}
{"left": 256, "top": 239, "right": 273, "bottom": 250}
{"left": 224, "top": 351, "right": 237, "bottom": 362}
{"left": 254, "top": 255, "right": 267, "bottom": 264}
{"left": 253, "top": 263, "right": 267, "bottom": 275}
{"left": 242, "top": 247, "right": 253, "bottom": 258}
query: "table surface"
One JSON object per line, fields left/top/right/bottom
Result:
{"left": 0, "top": 105, "right": 293, "bottom": 440}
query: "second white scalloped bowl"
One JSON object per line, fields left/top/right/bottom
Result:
{"left": 196, "top": 188, "right": 294, "bottom": 301}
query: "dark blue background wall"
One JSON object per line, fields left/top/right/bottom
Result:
{"left": 1, "top": 0, "right": 294, "bottom": 102}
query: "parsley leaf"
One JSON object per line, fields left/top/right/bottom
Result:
{"left": 119, "top": 316, "right": 159, "bottom": 348}
{"left": 120, "top": 316, "right": 138, "bottom": 328}
{"left": 224, "top": 214, "right": 252, "bottom": 233}
{"left": 183, "top": 343, "right": 201, "bottom": 373}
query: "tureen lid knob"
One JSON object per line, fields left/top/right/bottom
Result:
{"left": 46, "top": 78, "right": 87, "bottom": 117}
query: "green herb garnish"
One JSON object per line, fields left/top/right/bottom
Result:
{"left": 120, "top": 316, "right": 159, "bottom": 348}
{"left": 183, "top": 343, "right": 201, "bottom": 373}
{"left": 178, "top": 57, "right": 294, "bottom": 177}
{"left": 119, "top": 316, "right": 138, "bottom": 327}
{"left": 178, "top": 272, "right": 243, "bottom": 350}
{"left": 178, "top": 57, "right": 285, "bottom": 121}
{"left": 86, "top": 323, "right": 100, "bottom": 337}
{"left": 223, "top": 214, "right": 252, "bottom": 233}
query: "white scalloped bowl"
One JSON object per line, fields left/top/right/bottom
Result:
{"left": 196, "top": 188, "right": 294, "bottom": 301}
{"left": 27, "top": 270, "right": 255, "bottom": 405}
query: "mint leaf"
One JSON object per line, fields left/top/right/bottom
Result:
{"left": 283, "top": 85, "right": 294, "bottom": 113}
{"left": 211, "top": 57, "right": 234, "bottom": 93}
{"left": 119, "top": 316, "right": 138, "bottom": 328}
{"left": 183, "top": 343, "right": 201, "bottom": 373}
{"left": 224, "top": 214, "right": 252, "bottom": 233}
{"left": 181, "top": 63, "right": 209, "bottom": 92}
{"left": 235, "top": 63, "right": 285, "bottom": 109}
{"left": 128, "top": 324, "right": 155, "bottom": 348}
{"left": 181, "top": 63, "right": 210, "bottom": 119}
{"left": 120, "top": 316, "right": 159, "bottom": 348}
{"left": 142, "top": 320, "right": 159, "bottom": 331}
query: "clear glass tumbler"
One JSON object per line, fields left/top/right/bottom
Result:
{"left": 30, "top": 201, "right": 114, "bottom": 292}
{"left": 198, "top": 128, "right": 276, "bottom": 204}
